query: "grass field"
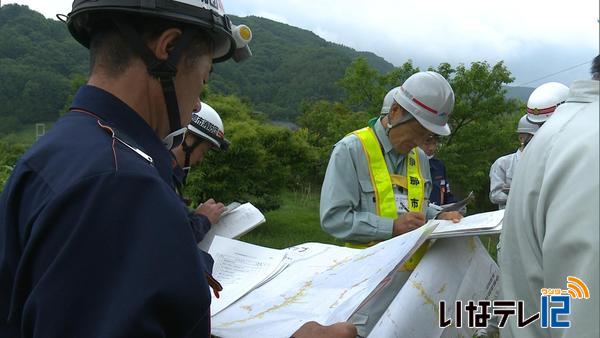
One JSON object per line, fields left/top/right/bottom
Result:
{"left": 241, "top": 190, "right": 345, "bottom": 249}
{"left": 241, "top": 190, "right": 500, "bottom": 261}
{"left": 1, "top": 122, "right": 53, "bottom": 145}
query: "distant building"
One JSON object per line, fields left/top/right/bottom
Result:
{"left": 269, "top": 120, "right": 300, "bottom": 131}
{"left": 35, "top": 123, "right": 46, "bottom": 140}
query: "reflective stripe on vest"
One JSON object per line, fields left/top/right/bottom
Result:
{"left": 400, "top": 147, "right": 427, "bottom": 270}
{"left": 406, "top": 148, "right": 425, "bottom": 213}
{"left": 353, "top": 127, "right": 397, "bottom": 219}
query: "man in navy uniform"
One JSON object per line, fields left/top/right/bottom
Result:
{"left": 0, "top": 1, "right": 355, "bottom": 337}
{"left": 419, "top": 134, "right": 456, "bottom": 206}
{"left": 172, "top": 101, "right": 230, "bottom": 243}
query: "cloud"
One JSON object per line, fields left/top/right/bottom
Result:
{"left": 226, "top": 0, "right": 599, "bottom": 85}
{"left": 10, "top": 0, "right": 599, "bottom": 86}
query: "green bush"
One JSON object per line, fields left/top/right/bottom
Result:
{"left": 183, "top": 94, "right": 320, "bottom": 212}
{"left": 0, "top": 141, "right": 28, "bottom": 191}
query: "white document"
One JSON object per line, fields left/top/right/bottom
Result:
{"left": 208, "top": 236, "right": 287, "bottom": 315}
{"left": 429, "top": 210, "right": 504, "bottom": 239}
{"left": 368, "top": 237, "right": 500, "bottom": 338}
{"left": 210, "top": 222, "right": 436, "bottom": 338}
{"left": 198, "top": 202, "right": 265, "bottom": 251}
{"left": 220, "top": 202, "right": 242, "bottom": 217}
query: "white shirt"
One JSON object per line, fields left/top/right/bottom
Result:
{"left": 499, "top": 80, "right": 600, "bottom": 337}
{"left": 489, "top": 149, "right": 522, "bottom": 209}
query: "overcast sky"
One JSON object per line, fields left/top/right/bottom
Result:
{"left": 5, "top": 0, "right": 599, "bottom": 87}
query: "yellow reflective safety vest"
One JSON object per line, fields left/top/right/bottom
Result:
{"left": 346, "top": 126, "right": 427, "bottom": 270}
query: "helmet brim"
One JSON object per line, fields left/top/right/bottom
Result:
{"left": 187, "top": 125, "right": 229, "bottom": 151}
{"left": 394, "top": 89, "right": 452, "bottom": 136}
{"left": 411, "top": 113, "right": 451, "bottom": 136}
{"left": 526, "top": 114, "right": 548, "bottom": 125}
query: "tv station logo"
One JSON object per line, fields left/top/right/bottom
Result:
{"left": 439, "top": 276, "right": 591, "bottom": 329}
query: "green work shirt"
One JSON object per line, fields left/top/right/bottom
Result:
{"left": 320, "top": 118, "right": 438, "bottom": 243}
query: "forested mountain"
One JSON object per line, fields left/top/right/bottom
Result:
{"left": 504, "top": 86, "right": 535, "bottom": 102}
{"left": 209, "top": 15, "right": 394, "bottom": 120}
{"left": 0, "top": 5, "right": 529, "bottom": 213}
{"left": 0, "top": 4, "right": 394, "bottom": 134}
{"left": 0, "top": 4, "right": 87, "bottom": 134}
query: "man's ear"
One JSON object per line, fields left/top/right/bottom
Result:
{"left": 148, "top": 28, "right": 183, "bottom": 61}
{"left": 389, "top": 102, "right": 403, "bottom": 122}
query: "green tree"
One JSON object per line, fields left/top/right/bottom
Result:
{"left": 432, "top": 61, "right": 522, "bottom": 212}
{"left": 338, "top": 57, "right": 419, "bottom": 115}
{"left": 380, "top": 59, "right": 420, "bottom": 90}
{"left": 62, "top": 74, "right": 89, "bottom": 113}
{"left": 433, "top": 61, "right": 519, "bottom": 145}
{"left": 337, "top": 57, "right": 382, "bottom": 114}
{"left": 183, "top": 94, "right": 319, "bottom": 211}
{"left": 297, "top": 100, "right": 372, "bottom": 185}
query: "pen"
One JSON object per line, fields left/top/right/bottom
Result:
{"left": 400, "top": 202, "right": 410, "bottom": 213}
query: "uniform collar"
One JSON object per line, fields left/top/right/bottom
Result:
{"left": 567, "top": 80, "right": 600, "bottom": 103}
{"left": 515, "top": 148, "right": 523, "bottom": 161}
{"left": 70, "top": 85, "right": 174, "bottom": 184}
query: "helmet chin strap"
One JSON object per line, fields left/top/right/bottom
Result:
{"left": 112, "top": 18, "right": 198, "bottom": 150}
{"left": 386, "top": 113, "right": 414, "bottom": 136}
{"left": 180, "top": 136, "right": 204, "bottom": 185}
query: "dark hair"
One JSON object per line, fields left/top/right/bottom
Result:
{"left": 592, "top": 55, "right": 600, "bottom": 80}
{"left": 89, "top": 14, "right": 212, "bottom": 77}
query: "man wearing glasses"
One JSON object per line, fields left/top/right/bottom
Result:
{"left": 320, "top": 71, "right": 462, "bottom": 337}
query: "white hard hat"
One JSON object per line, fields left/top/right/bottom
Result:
{"left": 526, "top": 82, "right": 569, "bottom": 124}
{"left": 187, "top": 103, "right": 230, "bottom": 151}
{"left": 381, "top": 86, "right": 400, "bottom": 115}
{"left": 517, "top": 114, "right": 539, "bottom": 135}
{"left": 393, "top": 71, "right": 455, "bottom": 136}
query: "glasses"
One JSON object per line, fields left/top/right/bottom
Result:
{"left": 389, "top": 120, "right": 433, "bottom": 142}
{"left": 421, "top": 134, "right": 438, "bottom": 145}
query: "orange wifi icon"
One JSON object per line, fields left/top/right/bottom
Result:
{"left": 566, "top": 276, "right": 590, "bottom": 300}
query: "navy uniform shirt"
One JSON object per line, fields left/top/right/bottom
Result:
{"left": 0, "top": 85, "right": 212, "bottom": 337}
{"left": 428, "top": 157, "right": 456, "bottom": 206}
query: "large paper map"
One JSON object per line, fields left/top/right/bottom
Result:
{"left": 210, "top": 223, "right": 435, "bottom": 338}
